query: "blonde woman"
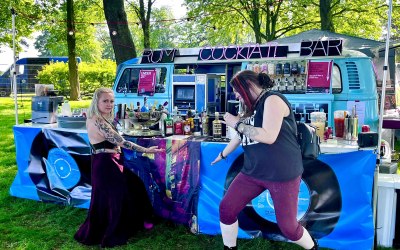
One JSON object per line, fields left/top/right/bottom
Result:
{"left": 75, "top": 87, "right": 164, "bottom": 248}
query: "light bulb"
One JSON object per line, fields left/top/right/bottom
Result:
{"left": 269, "top": 4, "right": 274, "bottom": 11}
{"left": 112, "top": 30, "right": 117, "bottom": 36}
{"left": 68, "top": 30, "right": 74, "bottom": 36}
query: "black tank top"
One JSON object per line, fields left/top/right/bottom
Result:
{"left": 91, "top": 140, "right": 117, "bottom": 150}
{"left": 240, "top": 91, "right": 303, "bottom": 181}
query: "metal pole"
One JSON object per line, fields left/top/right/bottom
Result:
{"left": 374, "top": 0, "right": 393, "bottom": 247}
{"left": 11, "top": 7, "right": 18, "bottom": 125}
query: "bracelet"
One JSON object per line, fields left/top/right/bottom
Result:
{"left": 234, "top": 121, "right": 243, "bottom": 132}
{"left": 220, "top": 151, "right": 227, "bottom": 160}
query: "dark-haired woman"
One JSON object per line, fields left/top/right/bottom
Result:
{"left": 211, "top": 70, "right": 318, "bottom": 250}
{"left": 74, "top": 87, "right": 164, "bottom": 248}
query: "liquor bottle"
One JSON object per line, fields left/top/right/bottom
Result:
{"left": 174, "top": 111, "right": 183, "bottom": 135}
{"left": 283, "top": 62, "right": 291, "bottom": 76}
{"left": 136, "top": 101, "right": 141, "bottom": 112}
{"left": 161, "top": 101, "right": 169, "bottom": 111}
{"left": 260, "top": 62, "right": 268, "bottom": 73}
{"left": 284, "top": 78, "right": 289, "bottom": 92}
{"left": 212, "top": 112, "right": 222, "bottom": 139}
{"left": 141, "top": 97, "right": 149, "bottom": 112}
{"left": 202, "top": 111, "right": 209, "bottom": 136}
{"left": 152, "top": 100, "right": 158, "bottom": 111}
{"left": 183, "top": 118, "right": 192, "bottom": 135}
{"left": 187, "top": 106, "right": 194, "bottom": 131}
{"left": 164, "top": 114, "right": 174, "bottom": 136}
{"left": 193, "top": 111, "right": 201, "bottom": 136}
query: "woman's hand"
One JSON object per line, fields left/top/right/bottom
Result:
{"left": 223, "top": 112, "right": 240, "bottom": 128}
{"left": 211, "top": 153, "right": 223, "bottom": 165}
{"left": 145, "top": 146, "right": 165, "bottom": 153}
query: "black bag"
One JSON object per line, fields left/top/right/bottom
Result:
{"left": 285, "top": 120, "right": 321, "bottom": 160}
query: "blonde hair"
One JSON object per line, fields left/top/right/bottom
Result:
{"left": 87, "top": 87, "right": 114, "bottom": 120}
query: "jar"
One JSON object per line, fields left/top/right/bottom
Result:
{"left": 310, "top": 112, "right": 326, "bottom": 140}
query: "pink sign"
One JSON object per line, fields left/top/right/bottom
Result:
{"left": 138, "top": 69, "right": 156, "bottom": 96}
{"left": 306, "top": 61, "right": 333, "bottom": 93}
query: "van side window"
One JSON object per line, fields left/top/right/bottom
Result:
{"left": 116, "top": 67, "right": 167, "bottom": 94}
{"left": 331, "top": 64, "right": 342, "bottom": 93}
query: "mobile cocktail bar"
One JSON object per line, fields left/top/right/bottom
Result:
{"left": 113, "top": 39, "right": 379, "bottom": 137}
{"left": 10, "top": 39, "right": 381, "bottom": 249}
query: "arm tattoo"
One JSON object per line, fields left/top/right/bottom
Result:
{"left": 241, "top": 124, "right": 259, "bottom": 138}
{"left": 95, "top": 118, "right": 124, "bottom": 144}
{"left": 95, "top": 117, "right": 147, "bottom": 152}
{"left": 122, "top": 141, "right": 147, "bottom": 153}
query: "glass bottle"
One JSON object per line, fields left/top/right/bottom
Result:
{"left": 202, "top": 111, "right": 209, "bottom": 136}
{"left": 212, "top": 112, "right": 222, "bottom": 139}
{"left": 193, "top": 111, "right": 201, "bottom": 136}
{"left": 174, "top": 111, "right": 183, "bottom": 135}
{"left": 141, "top": 97, "right": 149, "bottom": 112}
{"left": 164, "top": 114, "right": 174, "bottom": 136}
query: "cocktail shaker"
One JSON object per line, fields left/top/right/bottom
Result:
{"left": 344, "top": 117, "right": 358, "bottom": 140}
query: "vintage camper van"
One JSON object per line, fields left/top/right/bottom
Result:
{"left": 112, "top": 39, "right": 379, "bottom": 132}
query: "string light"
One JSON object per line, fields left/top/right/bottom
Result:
{"left": 111, "top": 30, "right": 117, "bottom": 36}
{"left": 269, "top": 4, "right": 274, "bottom": 11}
{"left": 68, "top": 30, "right": 74, "bottom": 36}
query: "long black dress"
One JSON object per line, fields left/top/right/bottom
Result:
{"left": 74, "top": 151, "right": 153, "bottom": 248}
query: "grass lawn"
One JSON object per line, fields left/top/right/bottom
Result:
{"left": 0, "top": 96, "right": 393, "bottom": 250}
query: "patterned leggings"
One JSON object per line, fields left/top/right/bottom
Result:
{"left": 219, "top": 173, "right": 303, "bottom": 241}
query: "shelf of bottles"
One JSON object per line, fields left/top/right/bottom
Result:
{"left": 246, "top": 60, "right": 308, "bottom": 94}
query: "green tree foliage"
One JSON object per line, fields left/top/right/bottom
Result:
{"left": 37, "top": 59, "right": 116, "bottom": 98}
{"left": 184, "top": 0, "right": 395, "bottom": 44}
{"left": 126, "top": 5, "right": 180, "bottom": 53}
{"left": 126, "top": 0, "right": 155, "bottom": 49}
{"left": 34, "top": 0, "right": 104, "bottom": 62}
{"left": 0, "top": 0, "right": 41, "bottom": 52}
{"left": 315, "top": 0, "right": 386, "bottom": 40}
{"left": 185, "top": 0, "right": 321, "bottom": 43}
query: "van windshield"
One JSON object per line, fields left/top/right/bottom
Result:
{"left": 116, "top": 67, "right": 167, "bottom": 94}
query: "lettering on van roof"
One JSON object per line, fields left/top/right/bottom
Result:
{"left": 198, "top": 44, "right": 289, "bottom": 61}
{"left": 141, "top": 48, "right": 177, "bottom": 64}
{"left": 300, "top": 39, "right": 342, "bottom": 57}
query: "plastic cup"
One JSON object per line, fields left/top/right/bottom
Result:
{"left": 334, "top": 110, "right": 346, "bottom": 138}
{"left": 310, "top": 112, "right": 326, "bottom": 139}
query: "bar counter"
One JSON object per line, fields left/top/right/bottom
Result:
{"left": 10, "top": 123, "right": 378, "bottom": 249}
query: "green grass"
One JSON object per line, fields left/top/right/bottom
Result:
{"left": 0, "top": 96, "right": 394, "bottom": 250}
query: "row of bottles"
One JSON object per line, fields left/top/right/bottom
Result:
{"left": 124, "top": 97, "right": 169, "bottom": 116}
{"left": 162, "top": 107, "right": 223, "bottom": 139}
{"left": 271, "top": 76, "right": 307, "bottom": 93}
{"left": 163, "top": 107, "right": 208, "bottom": 136}
{"left": 119, "top": 97, "right": 223, "bottom": 139}
{"left": 246, "top": 61, "right": 307, "bottom": 77}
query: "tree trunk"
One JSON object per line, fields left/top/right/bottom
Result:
{"left": 103, "top": 0, "right": 137, "bottom": 65}
{"left": 67, "top": 0, "right": 80, "bottom": 100}
{"left": 138, "top": 0, "right": 151, "bottom": 49}
{"left": 320, "top": 0, "right": 335, "bottom": 32}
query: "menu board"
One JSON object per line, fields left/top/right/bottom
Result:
{"left": 138, "top": 69, "right": 156, "bottom": 96}
{"left": 306, "top": 60, "right": 333, "bottom": 93}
